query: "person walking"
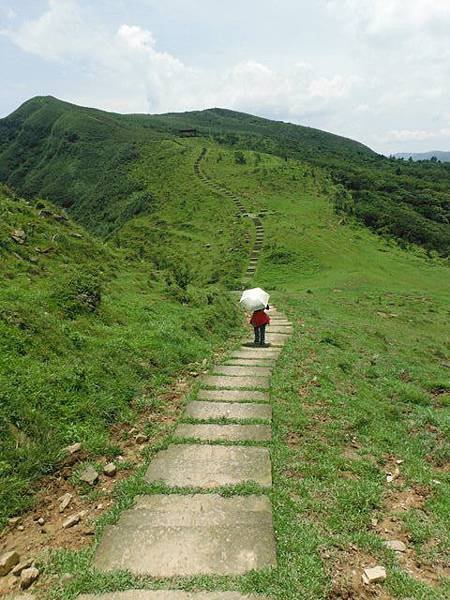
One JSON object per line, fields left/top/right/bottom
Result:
{"left": 250, "top": 305, "right": 270, "bottom": 346}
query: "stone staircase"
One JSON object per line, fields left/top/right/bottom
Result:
{"left": 193, "top": 149, "right": 263, "bottom": 284}
{"left": 81, "top": 308, "right": 292, "bottom": 599}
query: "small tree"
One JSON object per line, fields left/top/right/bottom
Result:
{"left": 234, "top": 151, "right": 246, "bottom": 165}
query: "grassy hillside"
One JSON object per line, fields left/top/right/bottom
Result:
{"left": 198, "top": 147, "right": 450, "bottom": 600}
{"left": 0, "top": 164, "right": 248, "bottom": 523}
{"left": 154, "top": 108, "right": 450, "bottom": 256}
{"left": 2, "top": 97, "right": 449, "bottom": 255}
{"left": 0, "top": 98, "right": 448, "bottom": 598}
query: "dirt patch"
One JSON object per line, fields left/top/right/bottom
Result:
{"left": 0, "top": 375, "right": 190, "bottom": 596}
{"left": 373, "top": 485, "right": 449, "bottom": 586}
{"left": 286, "top": 431, "right": 301, "bottom": 447}
{"left": 326, "top": 545, "right": 392, "bottom": 600}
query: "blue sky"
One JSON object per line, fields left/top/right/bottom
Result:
{"left": 1, "top": 0, "right": 449, "bottom": 154}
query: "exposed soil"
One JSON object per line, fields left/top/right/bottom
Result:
{"left": 326, "top": 545, "right": 393, "bottom": 600}
{"left": 373, "top": 484, "right": 449, "bottom": 586}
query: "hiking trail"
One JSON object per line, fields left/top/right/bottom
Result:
{"left": 194, "top": 148, "right": 264, "bottom": 284}
{"left": 80, "top": 152, "right": 293, "bottom": 600}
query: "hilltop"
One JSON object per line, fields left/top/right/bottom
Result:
{"left": 1, "top": 96, "right": 449, "bottom": 254}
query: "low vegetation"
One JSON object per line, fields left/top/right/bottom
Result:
{"left": 0, "top": 173, "right": 246, "bottom": 523}
{"left": 0, "top": 98, "right": 448, "bottom": 598}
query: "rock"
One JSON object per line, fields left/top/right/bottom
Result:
{"left": 17, "top": 525, "right": 24, "bottom": 531}
{"left": 37, "top": 517, "right": 45, "bottom": 526}
{"left": 0, "top": 550, "right": 20, "bottom": 576}
{"left": 20, "top": 566, "right": 39, "bottom": 589}
{"left": 362, "top": 565, "right": 387, "bottom": 584}
{"left": 79, "top": 465, "right": 99, "bottom": 485}
{"left": 384, "top": 539, "right": 406, "bottom": 552}
{"left": 8, "top": 517, "right": 20, "bottom": 526}
{"left": 62, "top": 514, "right": 80, "bottom": 529}
{"left": 12, "top": 559, "right": 33, "bottom": 577}
{"left": 11, "top": 229, "right": 26, "bottom": 244}
{"left": 135, "top": 433, "right": 148, "bottom": 444}
{"left": 103, "top": 463, "right": 117, "bottom": 477}
{"left": 66, "top": 442, "right": 81, "bottom": 454}
{"left": 59, "top": 492, "right": 73, "bottom": 513}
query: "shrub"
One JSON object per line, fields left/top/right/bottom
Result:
{"left": 54, "top": 272, "right": 102, "bottom": 318}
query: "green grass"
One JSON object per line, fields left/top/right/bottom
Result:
{"left": 38, "top": 144, "right": 449, "bottom": 599}
{"left": 0, "top": 100, "right": 448, "bottom": 598}
{"left": 0, "top": 170, "right": 247, "bottom": 523}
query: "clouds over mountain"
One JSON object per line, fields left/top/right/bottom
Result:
{"left": 1, "top": 0, "right": 450, "bottom": 153}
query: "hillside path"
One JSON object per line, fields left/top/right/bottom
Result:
{"left": 194, "top": 149, "right": 264, "bottom": 284}
{"left": 82, "top": 307, "right": 292, "bottom": 599}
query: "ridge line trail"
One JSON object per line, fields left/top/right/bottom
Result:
{"left": 194, "top": 147, "right": 264, "bottom": 284}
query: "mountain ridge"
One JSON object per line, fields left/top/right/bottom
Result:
{"left": 0, "top": 95, "right": 449, "bottom": 255}
{"left": 394, "top": 150, "right": 450, "bottom": 162}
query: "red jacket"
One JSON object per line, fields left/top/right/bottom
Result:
{"left": 250, "top": 310, "right": 270, "bottom": 327}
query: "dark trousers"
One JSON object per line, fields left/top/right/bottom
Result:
{"left": 253, "top": 324, "right": 266, "bottom": 345}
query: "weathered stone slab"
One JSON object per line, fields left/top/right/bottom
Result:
{"left": 197, "top": 389, "right": 269, "bottom": 402}
{"left": 264, "top": 335, "right": 288, "bottom": 346}
{"left": 224, "top": 359, "right": 274, "bottom": 368}
{"left": 212, "top": 365, "right": 272, "bottom": 377}
{"left": 93, "top": 494, "right": 276, "bottom": 577}
{"left": 185, "top": 401, "right": 272, "bottom": 421}
{"left": 144, "top": 444, "right": 272, "bottom": 487}
{"left": 80, "top": 592, "right": 267, "bottom": 599}
{"left": 228, "top": 352, "right": 277, "bottom": 361}
{"left": 230, "top": 350, "right": 280, "bottom": 360}
{"left": 201, "top": 375, "right": 269, "bottom": 389}
{"left": 174, "top": 423, "right": 272, "bottom": 442}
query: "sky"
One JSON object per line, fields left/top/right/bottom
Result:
{"left": 1, "top": 0, "right": 449, "bottom": 155}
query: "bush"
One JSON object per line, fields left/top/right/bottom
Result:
{"left": 54, "top": 272, "right": 102, "bottom": 318}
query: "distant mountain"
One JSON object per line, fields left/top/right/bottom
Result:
{"left": 394, "top": 151, "right": 450, "bottom": 162}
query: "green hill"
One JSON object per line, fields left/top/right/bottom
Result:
{"left": 0, "top": 97, "right": 449, "bottom": 599}
{"left": 1, "top": 96, "right": 449, "bottom": 254}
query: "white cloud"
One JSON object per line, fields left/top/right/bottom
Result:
{"left": 327, "top": 0, "right": 450, "bottom": 35}
{"left": 2, "top": 1, "right": 360, "bottom": 119}
{"left": 1, "top": 0, "right": 449, "bottom": 153}
{"left": 383, "top": 128, "right": 450, "bottom": 142}
{"left": 308, "top": 75, "right": 361, "bottom": 100}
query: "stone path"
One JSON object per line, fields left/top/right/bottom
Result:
{"left": 86, "top": 306, "right": 292, "bottom": 599}
{"left": 194, "top": 148, "right": 263, "bottom": 283}
{"left": 83, "top": 150, "right": 292, "bottom": 599}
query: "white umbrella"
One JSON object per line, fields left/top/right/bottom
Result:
{"left": 239, "top": 288, "right": 270, "bottom": 312}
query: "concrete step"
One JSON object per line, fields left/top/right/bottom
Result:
{"left": 197, "top": 389, "right": 269, "bottom": 402}
{"left": 174, "top": 423, "right": 272, "bottom": 442}
{"left": 93, "top": 494, "right": 276, "bottom": 576}
{"left": 201, "top": 375, "right": 270, "bottom": 390}
{"left": 184, "top": 401, "right": 272, "bottom": 421}
{"left": 81, "top": 593, "right": 268, "bottom": 600}
{"left": 144, "top": 444, "right": 272, "bottom": 488}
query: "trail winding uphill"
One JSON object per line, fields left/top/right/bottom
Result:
{"left": 194, "top": 148, "right": 264, "bottom": 285}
